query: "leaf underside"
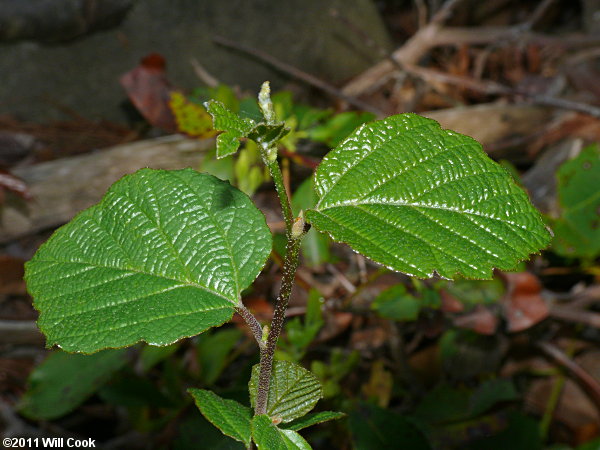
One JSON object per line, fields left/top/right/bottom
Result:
{"left": 307, "top": 113, "right": 551, "bottom": 279}
{"left": 188, "top": 388, "right": 252, "bottom": 446}
{"left": 283, "top": 411, "right": 346, "bottom": 431}
{"left": 252, "top": 415, "right": 312, "bottom": 450}
{"left": 249, "top": 360, "right": 322, "bottom": 423}
{"left": 25, "top": 169, "right": 272, "bottom": 353}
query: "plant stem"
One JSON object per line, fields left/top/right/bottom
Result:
{"left": 254, "top": 83, "right": 306, "bottom": 415}
{"left": 264, "top": 148, "right": 294, "bottom": 233}
{"left": 255, "top": 232, "right": 303, "bottom": 415}
{"left": 235, "top": 306, "right": 265, "bottom": 350}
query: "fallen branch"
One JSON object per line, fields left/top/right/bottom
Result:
{"left": 538, "top": 341, "right": 600, "bottom": 410}
{"left": 0, "top": 135, "right": 212, "bottom": 243}
{"left": 0, "top": 320, "right": 44, "bottom": 345}
{"left": 212, "top": 35, "right": 385, "bottom": 116}
{"left": 342, "top": 0, "right": 598, "bottom": 98}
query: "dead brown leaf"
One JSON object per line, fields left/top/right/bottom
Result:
{"left": 501, "top": 272, "right": 549, "bottom": 332}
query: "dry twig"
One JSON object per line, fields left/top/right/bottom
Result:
{"left": 538, "top": 341, "right": 600, "bottom": 410}
{"left": 212, "top": 35, "right": 384, "bottom": 116}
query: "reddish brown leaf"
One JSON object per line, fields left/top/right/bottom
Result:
{"left": 119, "top": 53, "right": 177, "bottom": 132}
{"left": 279, "top": 149, "right": 320, "bottom": 169}
{"left": 243, "top": 297, "right": 274, "bottom": 323}
{"left": 317, "top": 311, "right": 353, "bottom": 343}
{"left": 453, "top": 305, "right": 498, "bottom": 335}
{"left": 502, "top": 272, "right": 549, "bottom": 332}
{"left": 529, "top": 112, "right": 600, "bottom": 156}
{"left": 439, "top": 289, "right": 465, "bottom": 313}
{"left": 0, "top": 169, "right": 31, "bottom": 200}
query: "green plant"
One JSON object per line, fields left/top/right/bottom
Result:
{"left": 550, "top": 143, "right": 600, "bottom": 262}
{"left": 23, "top": 82, "right": 550, "bottom": 449}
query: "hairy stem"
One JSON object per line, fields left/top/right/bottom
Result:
{"left": 264, "top": 148, "right": 294, "bottom": 232}
{"left": 254, "top": 82, "right": 306, "bottom": 415}
{"left": 255, "top": 232, "right": 303, "bottom": 415}
{"left": 235, "top": 306, "right": 265, "bottom": 350}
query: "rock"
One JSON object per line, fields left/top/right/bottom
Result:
{"left": 0, "top": 0, "right": 391, "bottom": 123}
{"left": 0, "top": 0, "right": 133, "bottom": 42}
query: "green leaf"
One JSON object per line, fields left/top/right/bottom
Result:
{"left": 283, "top": 411, "right": 346, "bottom": 431}
{"left": 464, "top": 411, "right": 541, "bottom": 450}
{"left": 308, "top": 111, "right": 375, "bottom": 147}
{"left": 252, "top": 415, "right": 312, "bottom": 450}
{"left": 18, "top": 349, "right": 127, "bottom": 420}
{"left": 206, "top": 100, "right": 256, "bottom": 158}
{"left": 371, "top": 284, "right": 421, "bottom": 321}
{"left": 469, "top": 379, "right": 518, "bottom": 417}
{"left": 175, "top": 412, "right": 246, "bottom": 450}
{"left": 413, "top": 384, "right": 472, "bottom": 424}
{"left": 25, "top": 169, "right": 272, "bottom": 353}
{"left": 552, "top": 144, "right": 600, "bottom": 259}
{"left": 247, "top": 123, "right": 290, "bottom": 146}
{"left": 445, "top": 278, "right": 505, "bottom": 307}
{"left": 99, "top": 372, "right": 174, "bottom": 408}
{"left": 200, "top": 147, "right": 236, "bottom": 183}
{"left": 188, "top": 389, "right": 252, "bottom": 446}
{"left": 292, "top": 178, "right": 331, "bottom": 267}
{"left": 307, "top": 113, "right": 551, "bottom": 280}
{"left": 197, "top": 328, "right": 243, "bottom": 385}
{"left": 249, "top": 360, "right": 322, "bottom": 423}
{"left": 279, "top": 289, "right": 324, "bottom": 361}
{"left": 349, "top": 403, "right": 430, "bottom": 450}
{"left": 139, "top": 343, "right": 180, "bottom": 372}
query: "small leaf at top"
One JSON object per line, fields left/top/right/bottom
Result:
{"left": 249, "top": 360, "right": 322, "bottom": 423}
{"left": 282, "top": 411, "right": 346, "bottom": 431}
{"left": 252, "top": 415, "right": 312, "bottom": 450}
{"left": 205, "top": 100, "right": 256, "bottom": 158}
{"left": 25, "top": 169, "right": 272, "bottom": 353}
{"left": 306, "top": 113, "right": 551, "bottom": 280}
{"left": 247, "top": 123, "right": 290, "bottom": 146}
{"left": 188, "top": 388, "right": 252, "bottom": 446}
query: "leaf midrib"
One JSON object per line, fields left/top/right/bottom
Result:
{"left": 313, "top": 199, "right": 543, "bottom": 255}
{"left": 316, "top": 198, "right": 536, "bottom": 233}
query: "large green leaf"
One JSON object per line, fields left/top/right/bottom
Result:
{"left": 25, "top": 169, "right": 272, "bottom": 353}
{"left": 552, "top": 144, "right": 600, "bottom": 259}
{"left": 306, "top": 114, "right": 550, "bottom": 279}
{"left": 18, "top": 349, "right": 127, "bottom": 420}
{"left": 189, "top": 389, "right": 252, "bottom": 447}
{"left": 249, "top": 360, "right": 322, "bottom": 423}
{"left": 252, "top": 415, "right": 312, "bottom": 450}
